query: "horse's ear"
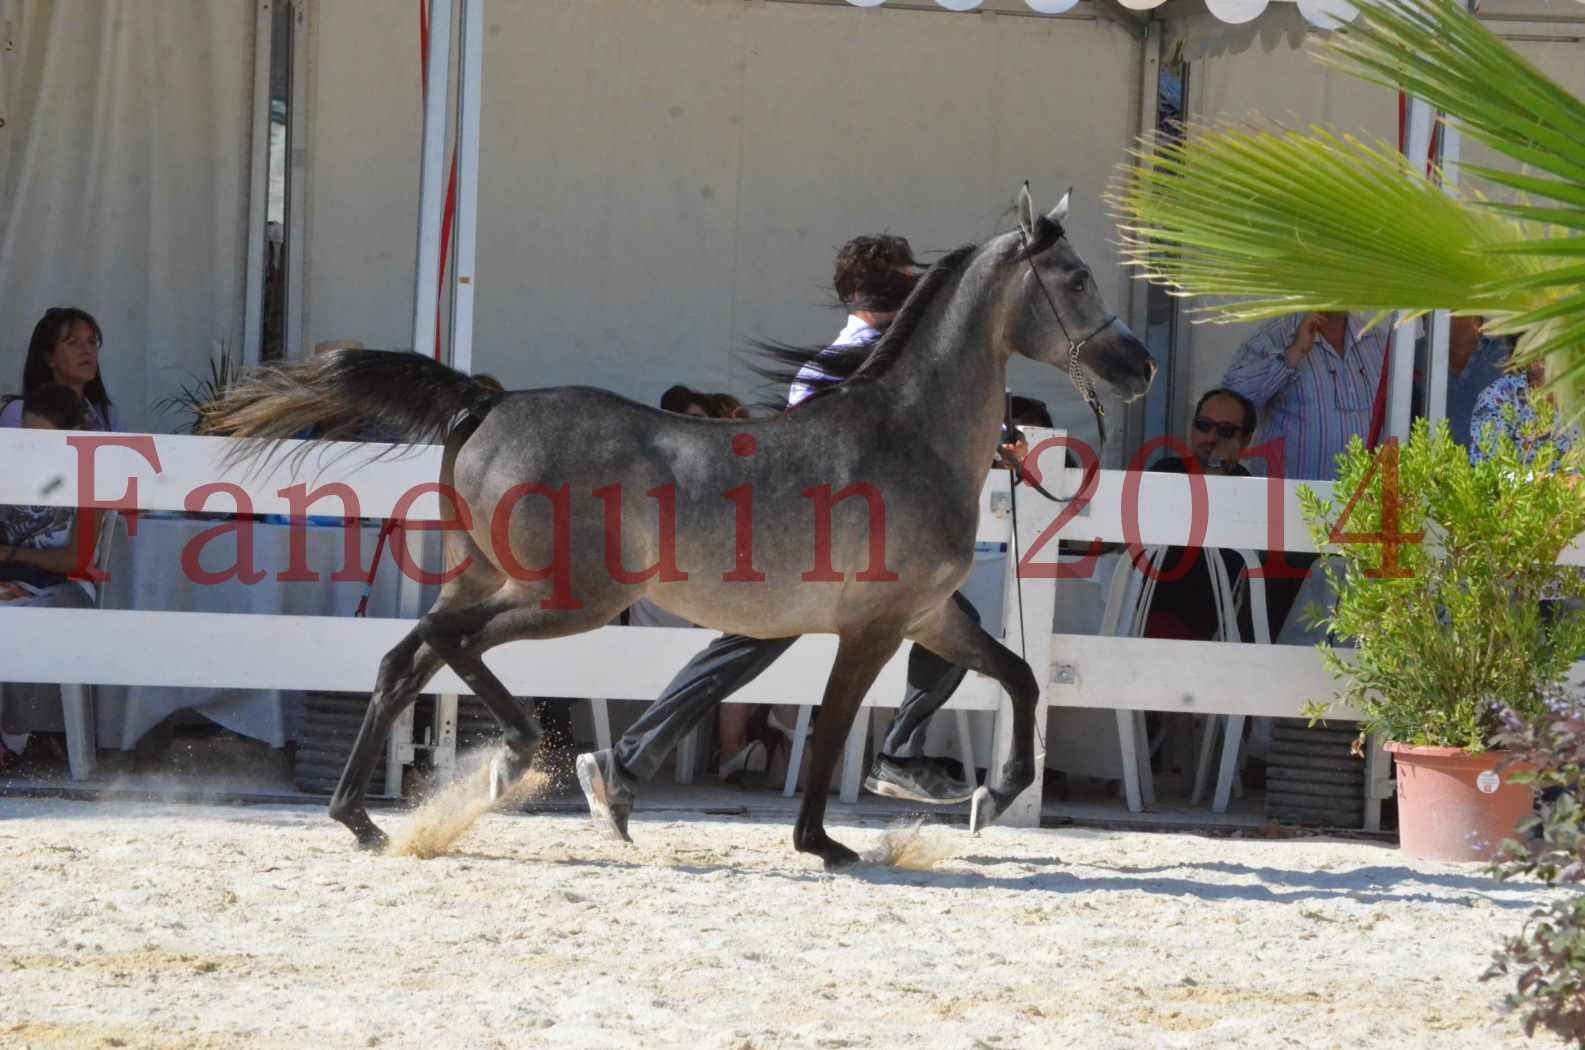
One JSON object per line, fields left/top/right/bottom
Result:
{"left": 1017, "top": 182, "right": 1038, "bottom": 239}
{"left": 1048, "top": 187, "right": 1072, "bottom": 227}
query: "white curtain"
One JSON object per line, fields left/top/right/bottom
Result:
{"left": 0, "top": 0, "right": 254, "bottom": 433}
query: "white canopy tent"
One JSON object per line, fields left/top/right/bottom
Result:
{"left": 2, "top": 0, "right": 1583, "bottom": 448}
{"left": 396, "top": 0, "right": 1577, "bottom": 451}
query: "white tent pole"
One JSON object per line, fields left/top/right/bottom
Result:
{"left": 1424, "top": 120, "right": 1460, "bottom": 429}
{"left": 1387, "top": 96, "right": 1434, "bottom": 442}
{"left": 242, "top": 0, "right": 274, "bottom": 367}
{"left": 283, "top": 0, "right": 309, "bottom": 361}
{"left": 411, "top": 0, "right": 453, "bottom": 360}
{"left": 449, "top": 0, "right": 483, "bottom": 374}
{"left": 401, "top": 0, "right": 456, "bottom": 791}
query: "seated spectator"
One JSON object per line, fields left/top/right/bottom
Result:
{"left": 706, "top": 392, "right": 749, "bottom": 421}
{"left": 660, "top": 384, "right": 708, "bottom": 417}
{"left": 659, "top": 385, "right": 748, "bottom": 421}
{"left": 1444, "top": 316, "right": 1510, "bottom": 448}
{"left": 1002, "top": 395, "right": 1051, "bottom": 459}
{"left": 0, "top": 385, "right": 101, "bottom": 768}
{"left": 1144, "top": 388, "right": 1257, "bottom": 642}
{"left": 0, "top": 384, "right": 99, "bottom": 605}
{"left": 1471, "top": 360, "right": 1578, "bottom": 464}
{"left": 0, "top": 308, "right": 121, "bottom": 431}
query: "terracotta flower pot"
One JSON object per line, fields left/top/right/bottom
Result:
{"left": 1386, "top": 742, "right": 1533, "bottom": 862}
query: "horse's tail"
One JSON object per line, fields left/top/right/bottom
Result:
{"left": 201, "top": 349, "right": 504, "bottom": 449}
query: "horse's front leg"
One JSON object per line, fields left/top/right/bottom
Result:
{"left": 794, "top": 627, "right": 903, "bottom": 871}
{"left": 905, "top": 600, "right": 1040, "bottom": 832}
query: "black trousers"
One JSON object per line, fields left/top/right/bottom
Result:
{"left": 613, "top": 592, "right": 981, "bottom": 782}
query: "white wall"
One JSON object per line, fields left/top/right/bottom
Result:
{"left": 303, "top": 0, "right": 1144, "bottom": 439}
{"left": 0, "top": 0, "right": 254, "bottom": 433}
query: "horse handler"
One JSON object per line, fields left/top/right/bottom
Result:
{"left": 575, "top": 235, "right": 983, "bottom": 841}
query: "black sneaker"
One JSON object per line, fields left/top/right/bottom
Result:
{"left": 575, "top": 749, "right": 637, "bottom": 843}
{"left": 863, "top": 755, "right": 976, "bottom": 805}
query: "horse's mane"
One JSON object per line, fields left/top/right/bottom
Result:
{"left": 747, "top": 242, "right": 979, "bottom": 410}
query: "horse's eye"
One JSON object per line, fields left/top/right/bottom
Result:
{"left": 1070, "top": 272, "right": 1089, "bottom": 293}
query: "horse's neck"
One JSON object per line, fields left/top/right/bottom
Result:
{"left": 874, "top": 273, "right": 1009, "bottom": 488}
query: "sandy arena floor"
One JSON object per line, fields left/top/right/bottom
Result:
{"left": 0, "top": 784, "right": 1568, "bottom": 1050}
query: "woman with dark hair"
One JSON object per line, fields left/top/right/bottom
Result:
{"left": 0, "top": 307, "right": 121, "bottom": 431}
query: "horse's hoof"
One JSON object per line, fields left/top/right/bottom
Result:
{"left": 355, "top": 827, "right": 390, "bottom": 853}
{"left": 822, "top": 842, "right": 861, "bottom": 873}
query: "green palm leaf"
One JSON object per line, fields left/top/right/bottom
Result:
{"left": 1108, "top": 0, "right": 1585, "bottom": 423}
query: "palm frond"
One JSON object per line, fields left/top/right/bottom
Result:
{"left": 1107, "top": 0, "right": 1585, "bottom": 422}
{"left": 1321, "top": 0, "right": 1585, "bottom": 206}
{"left": 1106, "top": 121, "right": 1542, "bottom": 323}
{"left": 155, "top": 350, "right": 242, "bottom": 435}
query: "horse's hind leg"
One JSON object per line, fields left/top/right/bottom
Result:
{"left": 329, "top": 623, "right": 448, "bottom": 850}
{"left": 426, "top": 593, "right": 636, "bottom": 797}
{"left": 793, "top": 627, "right": 904, "bottom": 871}
{"left": 423, "top": 635, "right": 544, "bottom": 795}
{"left": 329, "top": 589, "right": 627, "bottom": 849}
{"left": 906, "top": 599, "right": 1040, "bottom": 832}
{"left": 327, "top": 585, "right": 515, "bottom": 848}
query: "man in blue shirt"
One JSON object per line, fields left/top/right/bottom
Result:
{"left": 1444, "top": 315, "right": 1510, "bottom": 448}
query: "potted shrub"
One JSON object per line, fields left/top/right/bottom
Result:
{"left": 155, "top": 345, "right": 239, "bottom": 435}
{"left": 1298, "top": 414, "right": 1585, "bottom": 861}
{"left": 1486, "top": 692, "right": 1585, "bottom": 1043}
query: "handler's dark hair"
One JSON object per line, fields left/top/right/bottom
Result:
{"left": 833, "top": 234, "right": 921, "bottom": 314}
{"left": 750, "top": 244, "right": 975, "bottom": 408}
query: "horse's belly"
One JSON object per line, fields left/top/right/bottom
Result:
{"left": 643, "top": 553, "right": 968, "bottom": 639}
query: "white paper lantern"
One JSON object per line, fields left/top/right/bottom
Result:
{"left": 1025, "top": 0, "right": 1084, "bottom": 12}
{"left": 934, "top": 0, "right": 985, "bottom": 10}
{"left": 1206, "top": 0, "right": 1269, "bottom": 23}
{"left": 1298, "top": 0, "right": 1359, "bottom": 28}
{"left": 844, "top": 0, "right": 887, "bottom": 6}
{"left": 1116, "top": 0, "right": 1168, "bottom": 10}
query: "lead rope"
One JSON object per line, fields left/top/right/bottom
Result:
{"left": 1004, "top": 389, "right": 1048, "bottom": 763}
{"left": 1004, "top": 221, "right": 1120, "bottom": 764}
{"left": 354, "top": 520, "right": 400, "bottom": 618}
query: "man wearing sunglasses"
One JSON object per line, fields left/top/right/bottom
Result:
{"left": 1143, "top": 388, "right": 1257, "bottom": 642}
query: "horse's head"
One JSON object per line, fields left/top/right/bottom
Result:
{"left": 999, "top": 184, "right": 1155, "bottom": 403}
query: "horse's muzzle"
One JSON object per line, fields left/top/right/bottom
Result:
{"left": 1085, "top": 326, "right": 1156, "bottom": 403}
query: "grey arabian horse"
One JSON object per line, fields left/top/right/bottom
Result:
{"left": 205, "top": 187, "right": 1154, "bottom": 870}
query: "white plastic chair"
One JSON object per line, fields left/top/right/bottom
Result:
{"left": 59, "top": 509, "right": 120, "bottom": 782}
{"left": 1105, "top": 544, "right": 1263, "bottom": 814}
{"left": 1187, "top": 548, "right": 1269, "bottom": 813}
{"left": 1099, "top": 545, "right": 1171, "bottom": 813}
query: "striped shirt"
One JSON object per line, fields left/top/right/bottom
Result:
{"left": 1221, "top": 313, "right": 1390, "bottom": 482}
{"left": 787, "top": 315, "right": 881, "bottom": 407}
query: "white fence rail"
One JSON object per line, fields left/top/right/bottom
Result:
{"left": 6, "top": 427, "right": 1564, "bottom": 828}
